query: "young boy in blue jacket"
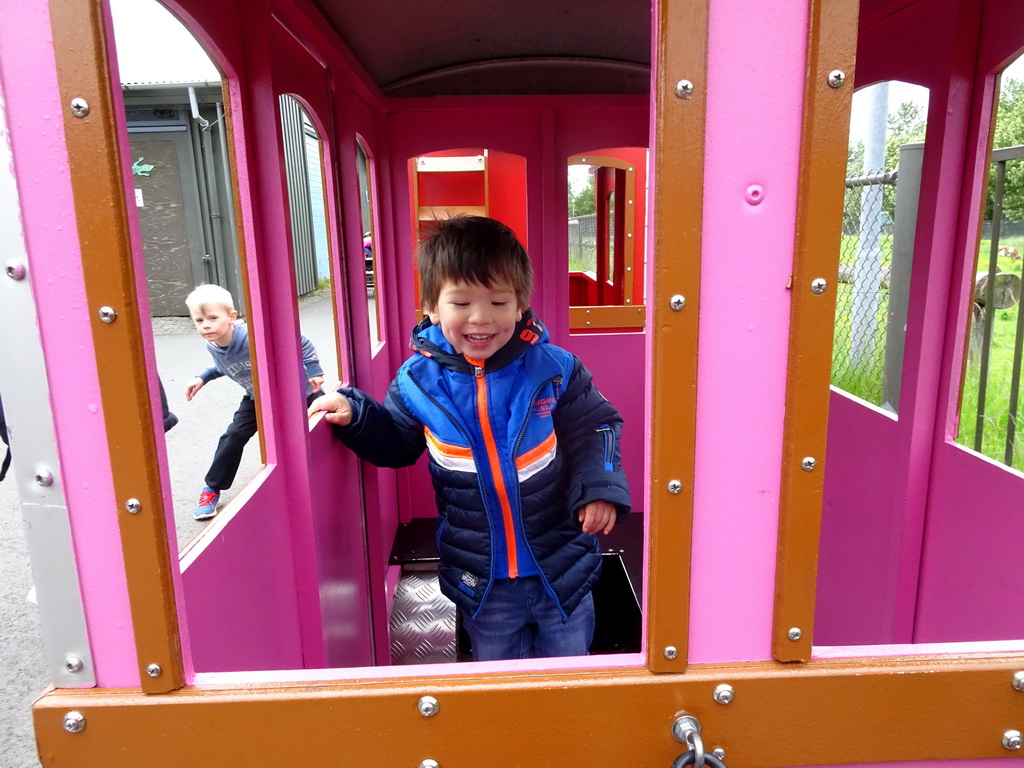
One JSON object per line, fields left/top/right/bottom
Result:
{"left": 310, "top": 216, "right": 630, "bottom": 660}
{"left": 185, "top": 284, "right": 325, "bottom": 520}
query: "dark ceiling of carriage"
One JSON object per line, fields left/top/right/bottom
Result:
{"left": 308, "top": 0, "right": 915, "bottom": 97}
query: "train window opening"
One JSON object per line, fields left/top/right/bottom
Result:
{"left": 408, "top": 149, "right": 528, "bottom": 313}
{"left": 356, "top": 138, "right": 383, "bottom": 346}
{"left": 810, "top": 19, "right": 1024, "bottom": 651}
{"left": 110, "top": 0, "right": 257, "bottom": 553}
{"left": 394, "top": 146, "right": 644, "bottom": 668}
{"left": 954, "top": 53, "right": 1024, "bottom": 470}
{"left": 830, "top": 81, "right": 929, "bottom": 414}
{"left": 277, "top": 94, "right": 343, "bottom": 396}
{"left": 567, "top": 150, "right": 647, "bottom": 333}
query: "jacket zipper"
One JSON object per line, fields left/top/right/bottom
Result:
{"left": 468, "top": 359, "right": 521, "bottom": 578}
{"left": 597, "top": 424, "right": 615, "bottom": 470}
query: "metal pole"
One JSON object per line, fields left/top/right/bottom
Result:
{"left": 974, "top": 160, "right": 1006, "bottom": 452}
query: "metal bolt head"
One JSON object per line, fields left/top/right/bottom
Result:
{"left": 419, "top": 761, "right": 440, "bottom": 768}
{"left": 98, "top": 306, "right": 118, "bottom": 323}
{"left": 810, "top": 278, "right": 828, "bottom": 295}
{"left": 64, "top": 656, "right": 84, "bottom": 673}
{"left": 70, "top": 97, "right": 91, "bottom": 118}
{"left": 801, "top": 456, "right": 818, "bottom": 472}
{"left": 34, "top": 469, "right": 54, "bottom": 487}
{"left": 1003, "top": 730, "right": 1023, "bottom": 750}
{"left": 713, "top": 683, "right": 735, "bottom": 704}
{"left": 63, "top": 711, "right": 86, "bottom": 733}
{"left": 664, "top": 645, "right": 678, "bottom": 660}
{"left": 667, "top": 480, "right": 683, "bottom": 495}
{"left": 1013, "top": 671, "right": 1024, "bottom": 691}
{"left": 713, "top": 749, "right": 727, "bottom": 761}
{"left": 125, "top": 498, "right": 142, "bottom": 515}
{"left": 670, "top": 294, "right": 686, "bottom": 311}
{"left": 5, "top": 260, "right": 26, "bottom": 281}
{"left": 417, "top": 695, "right": 439, "bottom": 717}
{"left": 827, "top": 70, "right": 846, "bottom": 88}
{"left": 672, "top": 715, "right": 701, "bottom": 744}
{"left": 788, "top": 627, "right": 803, "bottom": 641}
{"left": 146, "top": 663, "right": 162, "bottom": 678}
{"left": 675, "top": 79, "right": 694, "bottom": 99}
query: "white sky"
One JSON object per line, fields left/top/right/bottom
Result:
{"left": 849, "top": 55, "right": 1024, "bottom": 147}
{"left": 109, "top": 0, "right": 219, "bottom": 83}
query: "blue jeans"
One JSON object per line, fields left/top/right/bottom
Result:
{"left": 463, "top": 576, "right": 595, "bottom": 660}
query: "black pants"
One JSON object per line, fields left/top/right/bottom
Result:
{"left": 204, "top": 395, "right": 258, "bottom": 492}
{"left": 204, "top": 391, "right": 323, "bottom": 492}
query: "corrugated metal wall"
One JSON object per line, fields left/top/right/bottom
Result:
{"left": 279, "top": 95, "right": 319, "bottom": 296}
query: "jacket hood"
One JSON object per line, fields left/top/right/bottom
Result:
{"left": 409, "top": 308, "right": 549, "bottom": 374}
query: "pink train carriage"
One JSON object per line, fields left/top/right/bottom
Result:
{"left": 1, "top": 0, "right": 1024, "bottom": 763}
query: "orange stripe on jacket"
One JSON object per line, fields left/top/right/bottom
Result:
{"left": 424, "top": 428, "right": 473, "bottom": 459}
{"left": 468, "top": 356, "right": 519, "bottom": 577}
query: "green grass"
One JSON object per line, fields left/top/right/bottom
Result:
{"left": 831, "top": 283, "right": 889, "bottom": 405}
{"left": 839, "top": 233, "right": 894, "bottom": 267}
{"left": 955, "top": 235, "right": 1024, "bottom": 470}
{"left": 832, "top": 233, "right": 1024, "bottom": 474}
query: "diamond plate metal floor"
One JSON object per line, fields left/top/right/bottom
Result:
{"left": 389, "top": 565, "right": 457, "bottom": 665}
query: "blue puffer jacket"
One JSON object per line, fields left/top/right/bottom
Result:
{"left": 334, "top": 310, "right": 630, "bottom": 620}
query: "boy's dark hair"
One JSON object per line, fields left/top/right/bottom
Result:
{"left": 417, "top": 216, "right": 533, "bottom": 311}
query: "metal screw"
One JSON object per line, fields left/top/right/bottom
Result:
{"left": 70, "top": 97, "right": 91, "bottom": 118}
{"left": 810, "top": 278, "right": 828, "bottom": 295}
{"left": 670, "top": 294, "right": 686, "bottom": 311}
{"left": 125, "top": 498, "right": 142, "bottom": 515}
{"left": 64, "top": 656, "right": 84, "bottom": 673}
{"left": 63, "top": 711, "right": 86, "bottom": 733}
{"left": 5, "top": 261, "right": 26, "bottom": 281}
{"left": 146, "top": 663, "right": 162, "bottom": 678}
{"left": 713, "top": 684, "right": 735, "bottom": 704}
{"left": 1003, "top": 730, "right": 1023, "bottom": 750}
{"left": 420, "top": 761, "right": 440, "bottom": 768}
{"left": 675, "top": 79, "right": 694, "bottom": 99}
{"left": 801, "top": 457, "right": 817, "bottom": 471}
{"left": 1013, "top": 671, "right": 1024, "bottom": 691}
{"left": 664, "top": 646, "right": 678, "bottom": 660}
{"left": 98, "top": 306, "right": 118, "bottom": 324}
{"left": 417, "top": 696, "right": 440, "bottom": 717}
{"left": 827, "top": 70, "right": 846, "bottom": 88}
{"left": 713, "top": 749, "right": 727, "bottom": 761}
{"left": 34, "top": 469, "right": 54, "bottom": 487}
{"left": 788, "top": 627, "right": 803, "bottom": 641}
{"left": 667, "top": 480, "right": 682, "bottom": 495}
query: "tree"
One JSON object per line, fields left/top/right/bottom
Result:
{"left": 990, "top": 77, "right": 1024, "bottom": 222}
{"left": 568, "top": 172, "right": 596, "bottom": 217}
{"left": 884, "top": 101, "right": 927, "bottom": 173}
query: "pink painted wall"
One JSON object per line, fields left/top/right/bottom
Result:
{"left": 686, "top": 0, "right": 809, "bottom": 663}
{"left": 814, "top": 0, "right": 1024, "bottom": 648}
{"left": 914, "top": 0, "right": 1024, "bottom": 643}
{"left": 0, "top": 0, "right": 139, "bottom": 687}
{"left": 179, "top": 470, "right": 306, "bottom": 672}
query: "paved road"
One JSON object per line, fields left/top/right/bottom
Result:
{"left": 0, "top": 294, "right": 340, "bottom": 767}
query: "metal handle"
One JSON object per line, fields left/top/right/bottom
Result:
{"left": 671, "top": 715, "right": 727, "bottom": 768}
{"left": 672, "top": 751, "right": 728, "bottom": 768}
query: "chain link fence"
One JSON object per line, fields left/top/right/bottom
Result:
{"left": 568, "top": 213, "right": 598, "bottom": 272}
{"left": 831, "top": 168, "right": 898, "bottom": 406}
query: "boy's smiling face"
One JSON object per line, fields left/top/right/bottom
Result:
{"left": 191, "top": 304, "right": 238, "bottom": 347}
{"left": 427, "top": 280, "right": 523, "bottom": 361}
